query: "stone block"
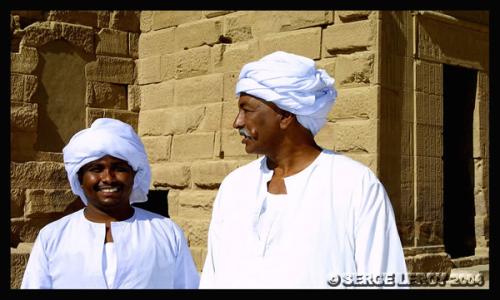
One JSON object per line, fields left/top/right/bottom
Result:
{"left": 191, "top": 160, "right": 241, "bottom": 189}
{"left": 138, "top": 106, "right": 204, "bottom": 136}
{"left": 10, "top": 102, "right": 37, "bottom": 132}
{"left": 11, "top": 189, "right": 25, "bottom": 218}
{"left": 136, "top": 56, "right": 161, "bottom": 85}
{"left": 173, "top": 45, "right": 211, "bottom": 79}
{"left": 24, "top": 189, "right": 81, "bottom": 218}
{"left": 139, "top": 80, "right": 174, "bottom": 111}
{"left": 323, "top": 19, "right": 376, "bottom": 56}
{"left": 138, "top": 27, "right": 175, "bottom": 58}
{"left": 11, "top": 161, "right": 69, "bottom": 190}
{"left": 140, "top": 11, "right": 153, "bottom": 32}
{"left": 127, "top": 85, "right": 141, "bottom": 112}
{"left": 328, "top": 86, "right": 379, "bottom": 121}
{"left": 197, "top": 103, "right": 223, "bottom": 132}
{"left": 10, "top": 244, "right": 32, "bottom": 289}
{"left": 96, "top": 28, "right": 128, "bottom": 57}
{"left": 260, "top": 27, "right": 322, "bottom": 59}
{"left": 21, "top": 21, "right": 62, "bottom": 49}
{"left": 85, "top": 56, "right": 135, "bottom": 84}
{"left": 152, "top": 11, "right": 202, "bottom": 30}
{"left": 109, "top": 10, "right": 140, "bottom": 32}
{"left": 151, "top": 162, "right": 191, "bottom": 189}
{"left": 61, "top": 23, "right": 94, "bottom": 53}
{"left": 174, "top": 73, "right": 223, "bottom": 106}
{"left": 174, "top": 17, "right": 223, "bottom": 51}
{"left": 86, "top": 81, "right": 127, "bottom": 109}
{"left": 178, "top": 190, "right": 218, "bottom": 219}
{"left": 11, "top": 46, "right": 38, "bottom": 74}
{"left": 47, "top": 10, "right": 98, "bottom": 27}
{"left": 171, "top": 216, "right": 210, "bottom": 248}
{"left": 128, "top": 32, "right": 139, "bottom": 58}
{"left": 331, "top": 119, "right": 378, "bottom": 153}
{"left": 334, "top": 52, "right": 375, "bottom": 87}
{"left": 171, "top": 133, "right": 215, "bottom": 161}
{"left": 11, "top": 217, "right": 54, "bottom": 243}
{"left": 223, "top": 72, "right": 239, "bottom": 102}
{"left": 142, "top": 136, "right": 172, "bottom": 163}
{"left": 211, "top": 40, "right": 260, "bottom": 73}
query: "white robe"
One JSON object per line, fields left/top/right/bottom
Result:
{"left": 200, "top": 149, "right": 408, "bottom": 289}
{"left": 21, "top": 207, "right": 200, "bottom": 289}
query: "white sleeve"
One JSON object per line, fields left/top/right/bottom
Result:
{"left": 173, "top": 225, "right": 200, "bottom": 289}
{"left": 353, "top": 169, "right": 408, "bottom": 287}
{"left": 20, "top": 234, "right": 52, "bottom": 289}
{"left": 199, "top": 187, "right": 224, "bottom": 289}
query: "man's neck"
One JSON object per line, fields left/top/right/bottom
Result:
{"left": 84, "top": 204, "right": 134, "bottom": 224}
{"left": 266, "top": 142, "right": 322, "bottom": 178}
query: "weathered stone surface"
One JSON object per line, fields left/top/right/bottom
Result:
{"left": 203, "top": 11, "right": 234, "bottom": 18}
{"left": 174, "top": 17, "right": 223, "bottom": 51}
{"left": 151, "top": 163, "right": 191, "bottom": 189}
{"left": 172, "top": 45, "right": 211, "bottom": 79}
{"left": 138, "top": 27, "right": 175, "bottom": 58}
{"left": 335, "top": 52, "right": 374, "bottom": 87}
{"left": 152, "top": 11, "right": 202, "bottom": 30}
{"left": 171, "top": 216, "right": 210, "bottom": 247}
{"left": 11, "top": 217, "right": 54, "bottom": 243}
{"left": 211, "top": 41, "right": 260, "bottom": 73}
{"left": 24, "top": 189, "right": 81, "bottom": 218}
{"left": 197, "top": 103, "right": 223, "bottom": 132}
{"left": 138, "top": 106, "right": 204, "bottom": 136}
{"left": 86, "top": 81, "right": 127, "bottom": 109}
{"left": 171, "top": 133, "right": 215, "bottom": 161}
{"left": 47, "top": 10, "right": 98, "bottom": 27}
{"left": 61, "top": 23, "right": 94, "bottom": 53}
{"left": 336, "top": 11, "right": 373, "bottom": 22}
{"left": 328, "top": 86, "right": 379, "bottom": 121}
{"left": 11, "top": 189, "right": 25, "bottom": 218}
{"left": 406, "top": 253, "right": 453, "bottom": 273}
{"left": 11, "top": 243, "right": 32, "bottom": 289}
{"left": 140, "top": 11, "right": 153, "bottom": 32}
{"left": 11, "top": 161, "right": 69, "bottom": 190}
{"left": 97, "top": 11, "right": 110, "bottom": 28}
{"left": 191, "top": 160, "right": 241, "bottom": 189}
{"left": 11, "top": 46, "right": 38, "bottom": 74}
{"left": 223, "top": 72, "right": 239, "bottom": 102}
{"left": 174, "top": 73, "right": 223, "bottom": 106}
{"left": 129, "top": 32, "right": 139, "bottom": 58}
{"left": 96, "top": 28, "right": 128, "bottom": 57}
{"left": 142, "top": 136, "right": 172, "bottom": 163}
{"left": 10, "top": 102, "right": 37, "bottom": 132}
{"left": 177, "top": 190, "right": 218, "bottom": 219}
{"left": 139, "top": 80, "right": 174, "bottom": 111}
{"left": 85, "top": 55, "right": 135, "bottom": 84}
{"left": 21, "top": 21, "right": 62, "bottom": 49}
{"left": 136, "top": 56, "right": 161, "bottom": 85}
{"left": 109, "top": 10, "right": 140, "bottom": 32}
{"left": 127, "top": 85, "right": 141, "bottom": 112}
{"left": 323, "top": 19, "right": 376, "bottom": 56}
{"left": 102, "top": 109, "right": 138, "bottom": 131}
{"left": 260, "top": 27, "right": 322, "bottom": 59}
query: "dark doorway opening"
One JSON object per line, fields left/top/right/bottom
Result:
{"left": 133, "top": 190, "right": 169, "bottom": 218}
{"left": 442, "top": 64, "right": 477, "bottom": 258}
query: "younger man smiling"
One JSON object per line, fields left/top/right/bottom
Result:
{"left": 21, "top": 118, "right": 200, "bottom": 289}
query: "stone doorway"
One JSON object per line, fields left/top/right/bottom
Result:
{"left": 442, "top": 64, "right": 477, "bottom": 258}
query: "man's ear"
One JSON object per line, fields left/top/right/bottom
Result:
{"left": 279, "top": 110, "right": 295, "bottom": 129}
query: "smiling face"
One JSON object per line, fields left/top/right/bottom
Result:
{"left": 78, "top": 155, "right": 135, "bottom": 214}
{"left": 232, "top": 93, "right": 286, "bottom": 155}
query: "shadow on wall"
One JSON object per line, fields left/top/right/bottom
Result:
{"left": 34, "top": 39, "right": 95, "bottom": 153}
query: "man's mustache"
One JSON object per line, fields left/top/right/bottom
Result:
{"left": 238, "top": 128, "right": 254, "bottom": 140}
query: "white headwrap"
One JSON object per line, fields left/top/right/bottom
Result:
{"left": 62, "top": 118, "right": 151, "bottom": 206}
{"left": 235, "top": 51, "right": 337, "bottom": 136}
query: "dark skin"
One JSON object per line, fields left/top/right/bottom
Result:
{"left": 78, "top": 155, "right": 136, "bottom": 243}
{"left": 233, "top": 92, "right": 322, "bottom": 194}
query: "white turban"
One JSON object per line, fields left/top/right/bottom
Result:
{"left": 235, "top": 51, "right": 337, "bottom": 136}
{"left": 62, "top": 118, "right": 151, "bottom": 206}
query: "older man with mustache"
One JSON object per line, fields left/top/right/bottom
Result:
{"left": 199, "top": 51, "right": 408, "bottom": 289}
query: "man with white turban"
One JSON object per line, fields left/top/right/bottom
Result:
{"left": 21, "top": 118, "right": 200, "bottom": 289}
{"left": 199, "top": 51, "right": 408, "bottom": 288}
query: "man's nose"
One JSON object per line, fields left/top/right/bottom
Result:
{"left": 101, "top": 168, "right": 116, "bottom": 182}
{"left": 232, "top": 111, "right": 244, "bottom": 129}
